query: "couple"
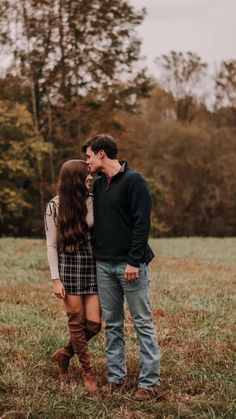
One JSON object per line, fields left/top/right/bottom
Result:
{"left": 45, "top": 134, "right": 160, "bottom": 400}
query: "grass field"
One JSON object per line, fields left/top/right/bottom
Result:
{"left": 0, "top": 238, "right": 235, "bottom": 418}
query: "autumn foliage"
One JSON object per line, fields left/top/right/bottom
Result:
{"left": 0, "top": 2, "right": 235, "bottom": 236}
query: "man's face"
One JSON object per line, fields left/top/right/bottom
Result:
{"left": 86, "top": 146, "right": 103, "bottom": 174}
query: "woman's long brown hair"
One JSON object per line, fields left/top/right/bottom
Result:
{"left": 57, "top": 160, "right": 89, "bottom": 252}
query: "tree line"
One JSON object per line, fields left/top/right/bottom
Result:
{"left": 0, "top": 1, "right": 235, "bottom": 237}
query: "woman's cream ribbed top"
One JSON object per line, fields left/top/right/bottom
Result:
{"left": 45, "top": 195, "right": 93, "bottom": 279}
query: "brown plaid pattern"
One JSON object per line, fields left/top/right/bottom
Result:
{"left": 58, "top": 231, "right": 97, "bottom": 295}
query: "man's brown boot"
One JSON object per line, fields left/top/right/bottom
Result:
{"left": 67, "top": 311, "right": 98, "bottom": 394}
{"left": 134, "top": 387, "right": 157, "bottom": 401}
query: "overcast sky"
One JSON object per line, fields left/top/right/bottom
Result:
{"left": 130, "top": 0, "right": 236, "bottom": 75}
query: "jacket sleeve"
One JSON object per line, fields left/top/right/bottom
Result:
{"left": 127, "top": 174, "right": 152, "bottom": 267}
{"left": 45, "top": 201, "right": 60, "bottom": 279}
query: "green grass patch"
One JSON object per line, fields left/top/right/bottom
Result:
{"left": 0, "top": 238, "right": 235, "bottom": 418}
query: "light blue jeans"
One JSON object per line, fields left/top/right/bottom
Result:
{"left": 96, "top": 261, "right": 160, "bottom": 389}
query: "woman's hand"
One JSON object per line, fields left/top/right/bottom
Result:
{"left": 52, "top": 278, "right": 66, "bottom": 299}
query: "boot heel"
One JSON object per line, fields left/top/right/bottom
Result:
{"left": 83, "top": 371, "right": 98, "bottom": 394}
{"left": 51, "top": 352, "right": 60, "bottom": 362}
{"left": 51, "top": 349, "right": 70, "bottom": 377}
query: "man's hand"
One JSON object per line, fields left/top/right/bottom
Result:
{"left": 52, "top": 278, "right": 66, "bottom": 299}
{"left": 125, "top": 264, "right": 139, "bottom": 283}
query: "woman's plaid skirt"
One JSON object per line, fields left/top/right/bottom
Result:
{"left": 58, "top": 231, "right": 97, "bottom": 295}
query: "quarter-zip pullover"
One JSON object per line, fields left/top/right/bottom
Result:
{"left": 93, "top": 162, "right": 154, "bottom": 267}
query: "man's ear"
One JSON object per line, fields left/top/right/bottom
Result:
{"left": 98, "top": 150, "right": 105, "bottom": 159}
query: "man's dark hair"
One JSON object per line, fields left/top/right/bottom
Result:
{"left": 81, "top": 134, "right": 118, "bottom": 159}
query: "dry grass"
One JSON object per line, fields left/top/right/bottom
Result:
{"left": 0, "top": 237, "right": 235, "bottom": 418}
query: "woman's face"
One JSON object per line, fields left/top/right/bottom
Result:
{"left": 85, "top": 173, "right": 93, "bottom": 190}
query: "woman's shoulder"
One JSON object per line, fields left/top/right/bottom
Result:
{"left": 48, "top": 195, "right": 59, "bottom": 205}
{"left": 45, "top": 196, "right": 59, "bottom": 214}
{"left": 44, "top": 196, "right": 59, "bottom": 230}
{"left": 51, "top": 195, "right": 59, "bottom": 204}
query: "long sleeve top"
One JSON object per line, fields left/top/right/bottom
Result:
{"left": 93, "top": 162, "right": 154, "bottom": 266}
{"left": 45, "top": 195, "right": 94, "bottom": 279}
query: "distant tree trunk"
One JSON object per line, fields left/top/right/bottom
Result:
{"left": 156, "top": 51, "right": 207, "bottom": 122}
{"left": 22, "top": 0, "right": 44, "bottom": 210}
{"left": 47, "top": 100, "right": 56, "bottom": 184}
{"left": 176, "top": 96, "right": 193, "bottom": 122}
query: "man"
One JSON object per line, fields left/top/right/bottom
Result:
{"left": 82, "top": 134, "right": 160, "bottom": 401}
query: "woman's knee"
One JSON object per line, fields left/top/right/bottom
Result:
{"left": 84, "top": 294, "right": 101, "bottom": 323}
{"left": 64, "top": 295, "right": 84, "bottom": 313}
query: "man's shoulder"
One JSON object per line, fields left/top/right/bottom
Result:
{"left": 123, "top": 169, "right": 150, "bottom": 195}
{"left": 124, "top": 168, "right": 145, "bottom": 183}
{"left": 125, "top": 167, "right": 141, "bottom": 177}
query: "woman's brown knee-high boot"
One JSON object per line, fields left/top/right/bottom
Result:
{"left": 85, "top": 319, "right": 101, "bottom": 341}
{"left": 67, "top": 311, "right": 98, "bottom": 393}
{"left": 51, "top": 341, "right": 74, "bottom": 379}
{"left": 51, "top": 319, "right": 101, "bottom": 378}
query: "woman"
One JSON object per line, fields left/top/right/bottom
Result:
{"left": 45, "top": 159, "right": 101, "bottom": 394}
